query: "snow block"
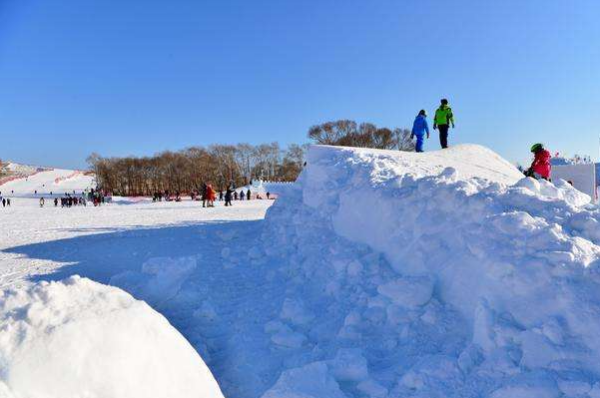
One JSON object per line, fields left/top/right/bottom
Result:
{"left": 377, "top": 276, "right": 434, "bottom": 308}
{"left": 110, "top": 256, "right": 197, "bottom": 307}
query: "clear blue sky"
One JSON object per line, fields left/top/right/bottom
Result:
{"left": 0, "top": 0, "right": 599, "bottom": 169}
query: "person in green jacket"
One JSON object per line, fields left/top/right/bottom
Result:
{"left": 433, "top": 98, "right": 455, "bottom": 149}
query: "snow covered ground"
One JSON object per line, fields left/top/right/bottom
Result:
{"left": 2, "top": 144, "right": 600, "bottom": 398}
{"left": 0, "top": 199, "right": 269, "bottom": 398}
{"left": 0, "top": 162, "right": 94, "bottom": 197}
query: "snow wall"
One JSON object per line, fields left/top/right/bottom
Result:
{"left": 260, "top": 144, "right": 600, "bottom": 398}
{"left": 553, "top": 163, "right": 597, "bottom": 203}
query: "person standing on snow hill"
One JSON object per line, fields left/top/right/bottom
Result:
{"left": 433, "top": 98, "right": 455, "bottom": 149}
{"left": 410, "top": 110, "right": 430, "bottom": 153}
{"left": 525, "top": 143, "right": 551, "bottom": 180}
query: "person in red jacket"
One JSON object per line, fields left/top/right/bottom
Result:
{"left": 205, "top": 184, "right": 217, "bottom": 207}
{"left": 525, "top": 143, "right": 551, "bottom": 180}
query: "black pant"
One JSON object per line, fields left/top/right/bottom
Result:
{"left": 438, "top": 125, "right": 449, "bottom": 148}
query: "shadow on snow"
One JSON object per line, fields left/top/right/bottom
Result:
{"left": 3, "top": 219, "right": 263, "bottom": 286}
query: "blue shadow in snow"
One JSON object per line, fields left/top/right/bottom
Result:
{"left": 3, "top": 219, "right": 262, "bottom": 285}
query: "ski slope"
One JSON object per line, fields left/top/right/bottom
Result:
{"left": 2, "top": 144, "right": 600, "bottom": 398}
{"left": 0, "top": 163, "right": 95, "bottom": 196}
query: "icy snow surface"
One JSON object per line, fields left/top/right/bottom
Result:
{"left": 3, "top": 144, "right": 600, "bottom": 398}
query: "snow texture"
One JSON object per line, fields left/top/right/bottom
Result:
{"left": 258, "top": 144, "right": 600, "bottom": 398}
{"left": 0, "top": 276, "right": 224, "bottom": 398}
{"left": 3, "top": 144, "right": 600, "bottom": 398}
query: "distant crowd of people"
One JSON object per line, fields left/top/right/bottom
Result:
{"left": 37, "top": 189, "right": 109, "bottom": 208}
{"left": 0, "top": 188, "right": 110, "bottom": 209}
{"left": 151, "top": 182, "right": 272, "bottom": 207}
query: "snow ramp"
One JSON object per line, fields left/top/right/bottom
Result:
{"left": 260, "top": 144, "right": 600, "bottom": 398}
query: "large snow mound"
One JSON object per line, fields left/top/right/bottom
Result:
{"left": 0, "top": 276, "right": 224, "bottom": 398}
{"left": 259, "top": 144, "right": 600, "bottom": 397}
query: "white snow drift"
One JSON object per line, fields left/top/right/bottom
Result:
{"left": 259, "top": 144, "right": 600, "bottom": 398}
{"left": 0, "top": 276, "right": 224, "bottom": 398}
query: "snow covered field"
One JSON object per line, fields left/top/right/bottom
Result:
{"left": 0, "top": 199, "right": 270, "bottom": 397}
{"left": 0, "top": 199, "right": 270, "bottom": 288}
{"left": 3, "top": 144, "right": 600, "bottom": 398}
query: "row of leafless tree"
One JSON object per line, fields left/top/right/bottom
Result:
{"left": 87, "top": 120, "right": 414, "bottom": 196}
{"left": 87, "top": 143, "right": 307, "bottom": 196}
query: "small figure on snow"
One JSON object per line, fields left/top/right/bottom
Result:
{"left": 411, "top": 109, "right": 430, "bottom": 153}
{"left": 433, "top": 98, "right": 455, "bottom": 149}
{"left": 201, "top": 183, "right": 208, "bottom": 208}
{"left": 225, "top": 186, "right": 233, "bottom": 207}
{"left": 206, "top": 184, "right": 216, "bottom": 207}
{"left": 525, "top": 143, "right": 551, "bottom": 181}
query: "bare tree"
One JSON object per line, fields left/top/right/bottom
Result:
{"left": 308, "top": 120, "right": 414, "bottom": 152}
{"left": 308, "top": 120, "right": 358, "bottom": 145}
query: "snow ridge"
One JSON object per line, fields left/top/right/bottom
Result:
{"left": 259, "top": 144, "right": 600, "bottom": 398}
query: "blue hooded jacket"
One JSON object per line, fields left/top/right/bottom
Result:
{"left": 412, "top": 114, "right": 430, "bottom": 137}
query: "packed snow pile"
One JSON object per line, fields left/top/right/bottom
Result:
{"left": 0, "top": 276, "right": 224, "bottom": 398}
{"left": 110, "top": 256, "right": 198, "bottom": 309}
{"left": 258, "top": 144, "right": 600, "bottom": 398}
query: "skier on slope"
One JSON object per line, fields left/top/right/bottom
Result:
{"left": 433, "top": 98, "right": 455, "bottom": 149}
{"left": 525, "top": 143, "right": 551, "bottom": 181}
{"left": 410, "top": 110, "right": 430, "bottom": 153}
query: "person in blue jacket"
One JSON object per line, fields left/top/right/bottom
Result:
{"left": 411, "top": 110, "right": 430, "bottom": 153}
